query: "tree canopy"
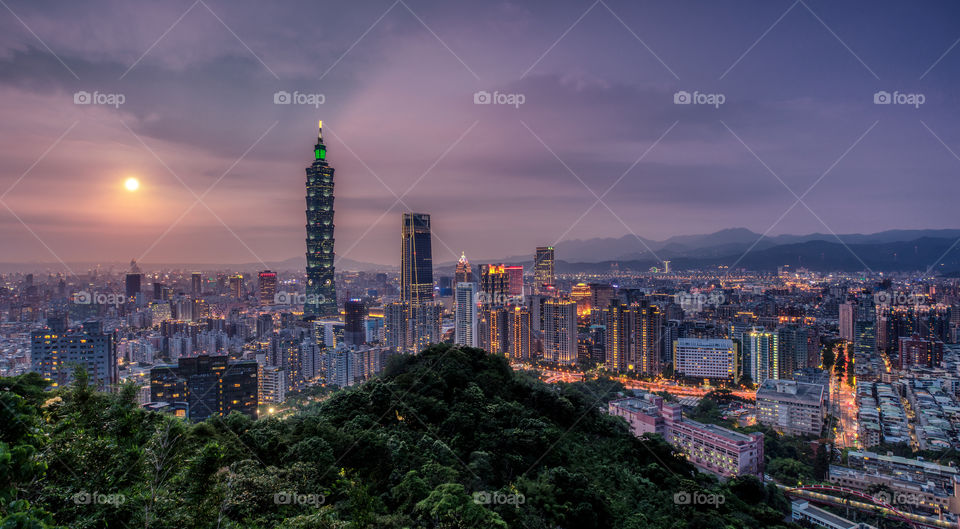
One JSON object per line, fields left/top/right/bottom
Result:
{"left": 1, "top": 345, "right": 799, "bottom": 528}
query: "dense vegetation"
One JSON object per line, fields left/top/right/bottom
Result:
{"left": 1, "top": 344, "right": 798, "bottom": 528}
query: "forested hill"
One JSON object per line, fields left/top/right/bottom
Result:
{"left": 1, "top": 345, "right": 797, "bottom": 528}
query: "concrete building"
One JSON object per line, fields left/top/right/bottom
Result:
{"left": 673, "top": 338, "right": 737, "bottom": 380}
{"left": 31, "top": 318, "right": 118, "bottom": 391}
{"left": 756, "top": 379, "right": 826, "bottom": 436}
{"left": 609, "top": 394, "right": 764, "bottom": 478}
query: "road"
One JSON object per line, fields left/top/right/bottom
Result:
{"left": 831, "top": 372, "right": 859, "bottom": 449}
{"left": 528, "top": 367, "right": 756, "bottom": 400}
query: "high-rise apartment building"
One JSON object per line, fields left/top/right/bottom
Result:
{"left": 544, "top": 298, "right": 577, "bottom": 365}
{"left": 839, "top": 302, "right": 855, "bottom": 342}
{"left": 258, "top": 270, "right": 277, "bottom": 305}
{"left": 479, "top": 264, "right": 509, "bottom": 306}
{"left": 191, "top": 272, "right": 202, "bottom": 295}
{"left": 505, "top": 265, "right": 523, "bottom": 297}
{"left": 743, "top": 327, "right": 779, "bottom": 385}
{"left": 604, "top": 303, "right": 631, "bottom": 371}
{"left": 304, "top": 121, "right": 338, "bottom": 316}
{"left": 533, "top": 246, "right": 555, "bottom": 294}
{"left": 508, "top": 305, "right": 532, "bottom": 361}
{"left": 228, "top": 274, "right": 244, "bottom": 299}
{"left": 632, "top": 300, "right": 662, "bottom": 376}
{"left": 454, "top": 282, "right": 478, "bottom": 347}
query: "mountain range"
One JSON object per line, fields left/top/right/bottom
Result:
{"left": 3, "top": 229, "right": 959, "bottom": 274}
{"left": 438, "top": 228, "right": 960, "bottom": 274}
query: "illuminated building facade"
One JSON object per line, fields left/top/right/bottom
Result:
{"left": 673, "top": 338, "right": 737, "bottom": 380}
{"left": 480, "top": 264, "right": 510, "bottom": 306}
{"left": 149, "top": 355, "right": 258, "bottom": 421}
{"left": 191, "top": 272, "right": 202, "bottom": 295}
{"left": 744, "top": 327, "right": 778, "bottom": 385}
{"left": 454, "top": 252, "right": 473, "bottom": 286}
{"left": 258, "top": 270, "right": 277, "bottom": 305}
{"left": 508, "top": 305, "right": 532, "bottom": 360}
{"left": 401, "top": 212, "right": 434, "bottom": 305}
{"left": 506, "top": 265, "right": 523, "bottom": 297}
{"left": 544, "top": 298, "right": 577, "bottom": 365}
{"left": 454, "top": 282, "right": 478, "bottom": 347}
{"left": 30, "top": 318, "right": 118, "bottom": 391}
{"left": 570, "top": 283, "right": 592, "bottom": 318}
{"left": 533, "top": 246, "right": 555, "bottom": 294}
{"left": 604, "top": 303, "right": 631, "bottom": 371}
{"left": 228, "top": 274, "right": 243, "bottom": 299}
{"left": 304, "top": 121, "right": 338, "bottom": 316}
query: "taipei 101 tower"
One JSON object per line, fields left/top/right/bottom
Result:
{"left": 304, "top": 121, "right": 338, "bottom": 316}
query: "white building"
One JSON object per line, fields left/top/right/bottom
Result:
{"left": 673, "top": 338, "right": 737, "bottom": 380}
{"left": 454, "top": 282, "right": 478, "bottom": 347}
{"left": 756, "top": 379, "right": 826, "bottom": 436}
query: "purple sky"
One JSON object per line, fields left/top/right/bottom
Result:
{"left": 1, "top": 0, "right": 959, "bottom": 267}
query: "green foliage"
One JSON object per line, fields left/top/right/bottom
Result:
{"left": 1, "top": 345, "right": 800, "bottom": 528}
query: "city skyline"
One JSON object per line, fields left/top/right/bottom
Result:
{"left": 1, "top": 1, "right": 960, "bottom": 267}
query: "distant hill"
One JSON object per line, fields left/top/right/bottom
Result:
{"left": 552, "top": 236, "right": 960, "bottom": 274}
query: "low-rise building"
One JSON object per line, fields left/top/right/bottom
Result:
{"left": 756, "top": 379, "right": 826, "bottom": 436}
{"left": 609, "top": 394, "right": 764, "bottom": 478}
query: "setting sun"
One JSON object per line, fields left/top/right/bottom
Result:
{"left": 124, "top": 177, "right": 140, "bottom": 191}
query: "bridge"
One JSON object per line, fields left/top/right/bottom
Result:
{"left": 780, "top": 484, "right": 956, "bottom": 529}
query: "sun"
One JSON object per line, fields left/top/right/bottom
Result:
{"left": 124, "top": 177, "right": 140, "bottom": 192}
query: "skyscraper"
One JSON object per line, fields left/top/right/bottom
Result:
{"left": 344, "top": 299, "right": 367, "bottom": 347}
{"left": 505, "top": 265, "right": 523, "bottom": 297}
{"left": 228, "top": 274, "right": 244, "bottom": 299}
{"left": 386, "top": 212, "right": 441, "bottom": 353}
{"left": 508, "top": 305, "right": 532, "bottom": 360}
{"left": 544, "top": 298, "right": 577, "bottom": 365}
{"left": 534, "top": 246, "right": 555, "bottom": 294}
{"left": 454, "top": 282, "right": 478, "bottom": 347}
{"left": 401, "top": 213, "right": 434, "bottom": 305}
{"left": 454, "top": 252, "right": 473, "bottom": 286}
{"left": 632, "top": 300, "right": 663, "bottom": 376}
{"left": 258, "top": 270, "right": 277, "bottom": 305}
{"left": 191, "top": 272, "right": 202, "bottom": 295}
{"left": 604, "top": 303, "right": 631, "bottom": 371}
{"left": 480, "top": 264, "right": 509, "bottom": 306}
{"left": 304, "top": 121, "right": 338, "bottom": 316}
{"left": 744, "top": 327, "right": 778, "bottom": 385}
